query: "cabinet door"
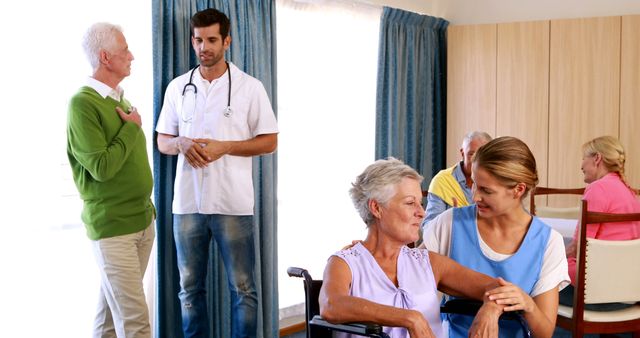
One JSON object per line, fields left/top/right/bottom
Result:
{"left": 447, "top": 24, "right": 496, "bottom": 166}
{"left": 620, "top": 15, "right": 640, "bottom": 189}
{"left": 549, "top": 16, "right": 620, "bottom": 206}
{"left": 496, "top": 20, "right": 550, "bottom": 194}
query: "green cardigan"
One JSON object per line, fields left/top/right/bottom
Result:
{"left": 67, "top": 86, "right": 155, "bottom": 240}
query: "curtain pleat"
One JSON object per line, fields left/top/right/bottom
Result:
{"left": 152, "top": 1, "right": 278, "bottom": 337}
{"left": 375, "top": 7, "right": 448, "bottom": 188}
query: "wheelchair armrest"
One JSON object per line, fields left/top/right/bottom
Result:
{"left": 440, "top": 298, "right": 484, "bottom": 316}
{"left": 310, "top": 315, "right": 389, "bottom": 338}
{"left": 440, "top": 298, "right": 523, "bottom": 321}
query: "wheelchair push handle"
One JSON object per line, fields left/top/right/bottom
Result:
{"left": 287, "top": 266, "right": 314, "bottom": 285}
{"left": 287, "top": 266, "right": 308, "bottom": 278}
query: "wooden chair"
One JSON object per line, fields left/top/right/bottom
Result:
{"left": 529, "top": 187, "right": 584, "bottom": 219}
{"left": 556, "top": 199, "right": 640, "bottom": 337}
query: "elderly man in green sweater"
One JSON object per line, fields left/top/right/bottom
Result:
{"left": 66, "top": 22, "right": 155, "bottom": 338}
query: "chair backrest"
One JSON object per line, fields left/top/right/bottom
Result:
{"left": 306, "top": 280, "right": 323, "bottom": 321}
{"left": 534, "top": 206, "right": 581, "bottom": 219}
{"left": 575, "top": 199, "right": 640, "bottom": 307}
{"left": 584, "top": 238, "right": 640, "bottom": 303}
{"left": 529, "top": 187, "right": 584, "bottom": 218}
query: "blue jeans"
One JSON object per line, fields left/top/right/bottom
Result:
{"left": 174, "top": 214, "right": 258, "bottom": 338}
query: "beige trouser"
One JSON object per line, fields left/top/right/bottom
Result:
{"left": 91, "top": 222, "right": 155, "bottom": 338}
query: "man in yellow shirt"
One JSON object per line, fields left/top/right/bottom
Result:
{"left": 422, "top": 131, "right": 492, "bottom": 224}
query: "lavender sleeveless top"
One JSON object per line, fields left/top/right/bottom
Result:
{"left": 332, "top": 243, "right": 445, "bottom": 338}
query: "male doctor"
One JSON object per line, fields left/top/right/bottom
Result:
{"left": 156, "top": 8, "right": 278, "bottom": 338}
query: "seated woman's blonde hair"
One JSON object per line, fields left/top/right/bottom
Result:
{"left": 582, "top": 135, "right": 629, "bottom": 186}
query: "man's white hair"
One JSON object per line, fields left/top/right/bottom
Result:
{"left": 82, "top": 22, "right": 123, "bottom": 70}
{"left": 461, "top": 131, "right": 492, "bottom": 149}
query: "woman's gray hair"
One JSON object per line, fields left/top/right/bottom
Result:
{"left": 82, "top": 22, "right": 123, "bottom": 70}
{"left": 349, "top": 157, "right": 423, "bottom": 226}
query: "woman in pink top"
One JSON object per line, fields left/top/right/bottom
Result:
{"left": 319, "top": 158, "right": 515, "bottom": 338}
{"left": 561, "top": 135, "right": 640, "bottom": 310}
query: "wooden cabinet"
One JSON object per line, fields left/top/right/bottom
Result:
{"left": 446, "top": 24, "right": 496, "bottom": 165}
{"left": 496, "top": 21, "right": 549, "bottom": 188}
{"left": 548, "top": 16, "right": 620, "bottom": 206}
{"left": 620, "top": 15, "right": 640, "bottom": 189}
{"left": 447, "top": 15, "right": 639, "bottom": 207}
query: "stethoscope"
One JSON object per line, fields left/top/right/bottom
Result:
{"left": 181, "top": 61, "right": 232, "bottom": 122}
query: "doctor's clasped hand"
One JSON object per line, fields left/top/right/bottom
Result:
{"left": 193, "top": 138, "right": 231, "bottom": 163}
{"left": 157, "top": 134, "right": 209, "bottom": 168}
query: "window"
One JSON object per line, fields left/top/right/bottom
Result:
{"left": 276, "top": 0, "right": 382, "bottom": 311}
{"left": 0, "top": 2, "right": 153, "bottom": 337}
{"left": 0, "top": 1, "right": 381, "bottom": 333}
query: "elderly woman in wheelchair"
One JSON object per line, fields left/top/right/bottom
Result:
{"left": 319, "top": 157, "right": 517, "bottom": 338}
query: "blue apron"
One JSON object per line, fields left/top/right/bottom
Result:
{"left": 445, "top": 205, "right": 549, "bottom": 338}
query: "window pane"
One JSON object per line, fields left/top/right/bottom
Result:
{"left": 0, "top": 2, "right": 152, "bottom": 337}
{"left": 276, "top": 0, "right": 381, "bottom": 310}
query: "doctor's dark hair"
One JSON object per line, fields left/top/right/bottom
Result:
{"left": 472, "top": 136, "right": 539, "bottom": 198}
{"left": 350, "top": 157, "right": 423, "bottom": 227}
{"left": 191, "top": 8, "right": 231, "bottom": 39}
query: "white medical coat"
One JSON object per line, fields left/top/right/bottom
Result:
{"left": 156, "top": 62, "right": 279, "bottom": 215}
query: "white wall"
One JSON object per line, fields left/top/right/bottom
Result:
{"left": 365, "top": 0, "right": 431, "bottom": 14}
{"left": 0, "top": 2, "right": 154, "bottom": 337}
{"left": 367, "top": 0, "right": 640, "bottom": 24}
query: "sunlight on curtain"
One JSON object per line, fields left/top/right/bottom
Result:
{"left": 275, "top": 0, "right": 381, "bottom": 310}
{"left": 0, "top": 1, "right": 152, "bottom": 337}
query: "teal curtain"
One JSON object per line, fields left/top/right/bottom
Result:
{"left": 151, "top": 1, "right": 278, "bottom": 337}
{"left": 375, "top": 7, "right": 448, "bottom": 188}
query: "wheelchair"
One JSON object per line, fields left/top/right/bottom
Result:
{"left": 287, "top": 266, "right": 530, "bottom": 338}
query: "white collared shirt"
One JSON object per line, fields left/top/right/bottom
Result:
{"left": 86, "top": 77, "right": 124, "bottom": 101}
{"left": 155, "top": 62, "right": 278, "bottom": 215}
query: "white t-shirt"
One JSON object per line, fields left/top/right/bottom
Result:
{"left": 422, "top": 209, "right": 570, "bottom": 297}
{"left": 155, "top": 62, "right": 279, "bottom": 215}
